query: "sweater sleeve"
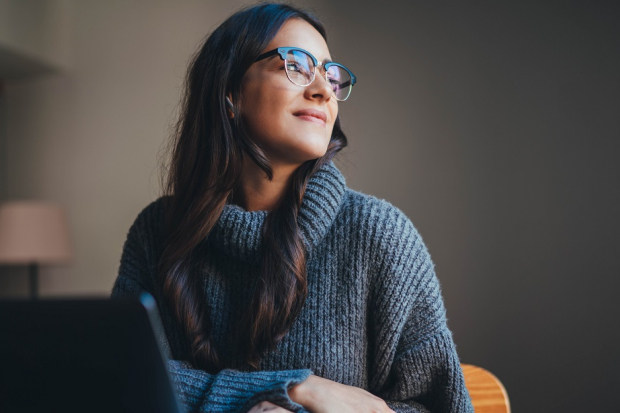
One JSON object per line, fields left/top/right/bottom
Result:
{"left": 111, "top": 202, "right": 313, "bottom": 413}
{"left": 367, "top": 204, "right": 474, "bottom": 413}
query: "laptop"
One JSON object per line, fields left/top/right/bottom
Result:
{"left": 0, "top": 292, "right": 186, "bottom": 413}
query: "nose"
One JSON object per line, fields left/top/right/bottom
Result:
{"left": 304, "top": 68, "right": 333, "bottom": 103}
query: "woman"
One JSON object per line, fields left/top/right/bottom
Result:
{"left": 112, "top": 3, "right": 473, "bottom": 413}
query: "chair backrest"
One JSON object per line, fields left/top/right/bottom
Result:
{"left": 461, "top": 364, "right": 510, "bottom": 413}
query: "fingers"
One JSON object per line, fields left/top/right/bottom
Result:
{"left": 247, "top": 400, "right": 294, "bottom": 412}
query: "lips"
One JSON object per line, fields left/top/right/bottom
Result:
{"left": 293, "top": 109, "right": 327, "bottom": 125}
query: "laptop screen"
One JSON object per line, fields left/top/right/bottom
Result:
{"left": 0, "top": 293, "right": 185, "bottom": 413}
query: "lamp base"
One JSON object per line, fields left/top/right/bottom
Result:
{"left": 28, "top": 263, "right": 38, "bottom": 300}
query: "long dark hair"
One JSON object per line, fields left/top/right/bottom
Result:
{"left": 159, "top": 3, "right": 348, "bottom": 373}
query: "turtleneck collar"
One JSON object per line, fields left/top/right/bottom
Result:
{"left": 208, "top": 161, "right": 347, "bottom": 264}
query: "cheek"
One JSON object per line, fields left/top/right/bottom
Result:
{"left": 328, "top": 104, "right": 339, "bottom": 134}
{"left": 241, "top": 88, "right": 288, "bottom": 132}
{"left": 251, "top": 102, "right": 290, "bottom": 139}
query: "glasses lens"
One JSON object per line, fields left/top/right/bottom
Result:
{"left": 326, "top": 65, "right": 352, "bottom": 101}
{"left": 285, "top": 49, "right": 314, "bottom": 86}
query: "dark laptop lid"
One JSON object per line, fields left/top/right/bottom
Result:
{"left": 0, "top": 293, "right": 185, "bottom": 413}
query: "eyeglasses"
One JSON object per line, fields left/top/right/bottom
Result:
{"left": 255, "top": 47, "right": 357, "bottom": 101}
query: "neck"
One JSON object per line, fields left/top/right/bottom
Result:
{"left": 210, "top": 160, "right": 347, "bottom": 264}
{"left": 231, "top": 156, "right": 300, "bottom": 212}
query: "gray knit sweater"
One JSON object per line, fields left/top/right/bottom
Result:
{"left": 111, "top": 161, "right": 473, "bottom": 413}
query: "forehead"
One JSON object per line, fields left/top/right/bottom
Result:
{"left": 264, "top": 18, "right": 331, "bottom": 62}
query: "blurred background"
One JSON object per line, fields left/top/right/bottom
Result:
{"left": 0, "top": 0, "right": 618, "bottom": 411}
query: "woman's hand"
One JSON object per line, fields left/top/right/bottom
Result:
{"left": 288, "top": 375, "right": 396, "bottom": 413}
{"left": 247, "top": 401, "right": 294, "bottom": 412}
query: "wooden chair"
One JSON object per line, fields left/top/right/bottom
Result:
{"left": 461, "top": 364, "right": 510, "bottom": 413}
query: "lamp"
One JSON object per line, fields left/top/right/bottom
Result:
{"left": 0, "top": 201, "right": 72, "bottom": 299}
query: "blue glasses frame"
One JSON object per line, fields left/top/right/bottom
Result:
{"left": 255, "top": 46, "right": 357, "bottom": 101}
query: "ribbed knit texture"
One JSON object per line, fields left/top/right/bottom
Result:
{"left": 111, "top": 161, "right": 473, "bottom": 413}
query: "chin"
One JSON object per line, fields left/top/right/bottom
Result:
{"left": 301, "top": 145, "right": 329, "bottom": 162}
{"left": 266, "top": 135, "right": 331, "bottom": 165}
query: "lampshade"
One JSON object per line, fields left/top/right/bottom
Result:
{"left": 0, "top": 201, "right": 73, "bottom": 264}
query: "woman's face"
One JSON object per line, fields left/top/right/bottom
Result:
{"left": 237, "top": 19, "right": 338, "bottom": 166}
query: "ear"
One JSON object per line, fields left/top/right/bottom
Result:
{"left": 226, "top": 93, "right": 234, "bottom": 119}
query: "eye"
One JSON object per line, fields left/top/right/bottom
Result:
{"left": 287, "top": 61, "right": 303, "bottom": 73}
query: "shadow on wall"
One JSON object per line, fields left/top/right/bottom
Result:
{"left": 325, "top": 0, "right": 620, "bottom": 412}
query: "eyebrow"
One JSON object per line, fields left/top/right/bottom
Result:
{"left": 275, "top": 56, "right": 333, "bottom": 64}
{"left": 257, "top": 48, "right": 334, "bottom": 65}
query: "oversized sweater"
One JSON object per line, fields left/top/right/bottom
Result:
{"left": 111, "top": 160, "right": 474, "bottom": 413}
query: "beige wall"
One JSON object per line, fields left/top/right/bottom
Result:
{"left": 0, "top": 0, "right": 71, "bottom": 74}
